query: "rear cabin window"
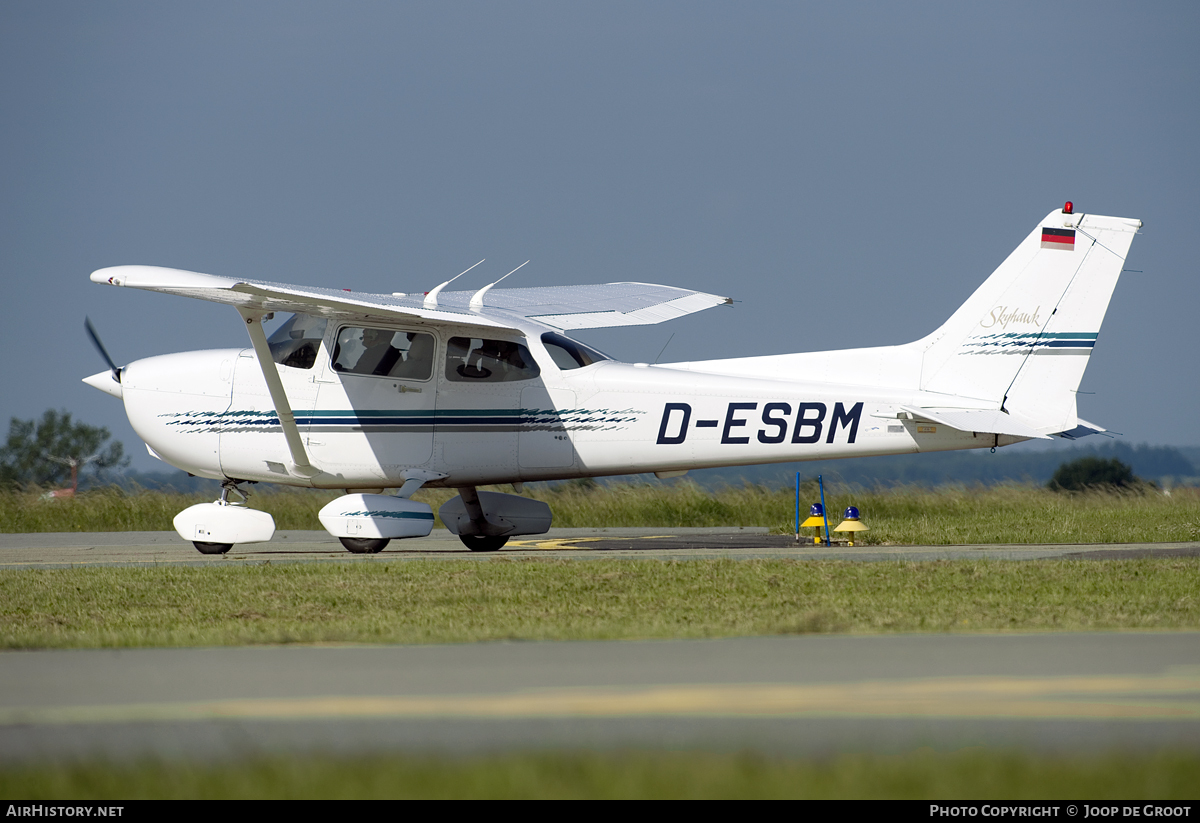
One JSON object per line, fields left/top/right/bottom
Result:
{"left": 266, "top": 313, "right": 328, "bottom": 370}
{"left": 446, "top": 337, "right": 540, "bottom": 383}
{"left": 331, "top": 327, "right": 435, "bottom": 380}
{"left": 540, "top": 332, "right": 610, "bottom": 370}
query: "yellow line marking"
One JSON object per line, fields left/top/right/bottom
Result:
{"left": 507, "top": 536, "right": 674, "bottom": 550}
{"left": 506, "top": 538, "right": 603, "bottom": 550}
{"left": 4, "top": 675, "right": 1198, "bottom": 725}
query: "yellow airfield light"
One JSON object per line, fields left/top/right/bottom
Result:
{"left": 800, "top": 503, "right": 828, "bottom": 544}
{"left": 833, "top": 506, "right": 868, "bottom": 546}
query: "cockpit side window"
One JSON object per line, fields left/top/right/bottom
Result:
{"left": 266, "top": 313, "right": 329, "bottom": 370}
{"left": 331, "top": 327, "right": 435, "bottom": 380}
{"left": 540, "top": 332, "right": 610, "bottom": 370}
{"left": 446, "top": 337, "right": 540, "bottom": 383}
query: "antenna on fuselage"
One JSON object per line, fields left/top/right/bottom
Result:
{"left": 424, "top": 259, "right": 485, "bottom": 309}
{"left": 469, "top": 260, "right": 528, "bottom": 311}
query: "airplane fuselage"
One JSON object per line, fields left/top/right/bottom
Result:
{"left": 120, "top": 325, "right": 1012, "bottom": 490}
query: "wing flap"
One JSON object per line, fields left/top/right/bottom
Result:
{"left": 435, "top": 282, "right": 732, "bottom": 330}
{"left": 900, "top": 406, "right": 1051, "bottom": 440}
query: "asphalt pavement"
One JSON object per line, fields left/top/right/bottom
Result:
{"left": 3, "top": 528, "right": 1199, "bottom": 568}
{"left": 1, "top": 633, "right": 1197, "bottom": 761}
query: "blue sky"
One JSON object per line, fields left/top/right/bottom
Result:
{"left": 2, "top": 2, "right": 1196, "bottom": 471}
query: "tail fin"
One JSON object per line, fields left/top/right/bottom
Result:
{"left": 914, "top": 206, "right": 1141, "bottom": 433}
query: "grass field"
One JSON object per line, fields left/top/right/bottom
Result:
{"left": 4, "top": 482, "right": 1199, "bottom": 648}
{"left": 2, "top": 750, "right": 1198, "bottom": 799}
{"left": 3, "top": 557, "right": 1197, "bottom": 648}
{"left": 4, "top": 483, "right": 1197, "bottom": 800}
{"left": 3, "top": 482, "right": 1200, "bottom": 544}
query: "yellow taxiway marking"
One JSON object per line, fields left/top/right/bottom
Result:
{"left": 3, "top": 675, "right": 1198, "bottom": 726}
{"left": 507, "top": 537, "right": 674, "bottom": 550}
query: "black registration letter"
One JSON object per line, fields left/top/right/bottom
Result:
{"left": 657, "top": 403, "right": 692, "bottom": 445}
{"left": 758, "top": 402, "right": 791, "bottom": 444}
{"left": 791, "top": 402, "right": 827, "bottom": 444}
{"left": 721, "top": 403, "right": 757, "bottom": 444}
{"left": 826, "top": 401, "right": 864, "bottom": 444}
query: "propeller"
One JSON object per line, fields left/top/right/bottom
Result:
{"left": 84, "top": 317, "right": 122, "bottom": 383}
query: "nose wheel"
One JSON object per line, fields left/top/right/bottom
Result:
{"left": 185, "top": 480, "right": 261, "bottom": 556}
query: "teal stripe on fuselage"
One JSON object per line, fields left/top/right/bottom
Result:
{"left": 161, "top": 407, "right": 641, "bottom": 432}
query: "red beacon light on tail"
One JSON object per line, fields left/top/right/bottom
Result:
{"left": 1063, "top": 201, "right": 1074, "bottom": 215}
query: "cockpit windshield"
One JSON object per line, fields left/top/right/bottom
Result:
{"left": 540, "top": 332, "right": 610, "bottom": 370}
{"left": 266, "top": 313, "right": 329, "bottom": 370}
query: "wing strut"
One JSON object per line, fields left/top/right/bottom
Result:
{"left": 237, "top": 307, "right": 321, "bottom": 479}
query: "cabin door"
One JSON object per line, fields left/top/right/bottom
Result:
{"left": 308, "top": 325, "right": 438, "bottom": 485}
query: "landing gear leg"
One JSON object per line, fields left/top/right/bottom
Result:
{"left": 455, "top": 486, "right": 510, "bottom": 551}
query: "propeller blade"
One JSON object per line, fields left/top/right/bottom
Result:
{"left": 84, "top": 317, "right": 121, "bottom": 382}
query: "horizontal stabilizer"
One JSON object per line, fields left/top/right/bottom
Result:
{"left": 899, "top": 406, "right": 1050, "bottom": 440}
{"left": 1052, "top": 418, "right": 1108, "bottom": 440}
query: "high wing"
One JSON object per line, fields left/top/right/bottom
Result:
{"left": 90, "top": 266, "right": 731, "bottom": 332}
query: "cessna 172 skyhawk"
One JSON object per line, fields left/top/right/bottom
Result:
{"left": 83, "top": 204, "right": 1140, "bottom": 554}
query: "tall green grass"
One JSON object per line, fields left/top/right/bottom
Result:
{"left": 3, "top": 750, "right": 1198, "bottom": 799}
{"left": 3, "top": 482, "right": 1198, "bottom": 544}
{"left": 0, "top": 486, "right": 340, "bottom": 533}
{"left": 4, "top": 558, "right": 1198, "bottom": 648}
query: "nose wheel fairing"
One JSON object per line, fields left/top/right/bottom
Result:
{"left": 172, "top": 481, "right": 277, "bottom": 555}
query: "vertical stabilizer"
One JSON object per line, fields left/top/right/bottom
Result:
{"left": 914, "top": 207, "right": 1140, "bottom": 432}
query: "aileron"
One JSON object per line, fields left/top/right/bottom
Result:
{"left": 92, "top": 266, "right": 516, "bottom": 331}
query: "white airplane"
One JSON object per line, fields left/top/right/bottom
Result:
{"left": 83, "top": 204, "right": 1140, "bottom": 554}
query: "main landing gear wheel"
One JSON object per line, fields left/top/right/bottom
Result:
{"left": 194, "top": 541, "right": 233, "bottom": 555}
{"left": 339, "top": 537, "right": 390, "bottom": 554}
{"left": 459, "top": 534, "right": 509, "bottom": 552}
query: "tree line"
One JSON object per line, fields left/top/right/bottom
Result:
{"left": 0, "top": 410, "right": 127, "bottom": 492}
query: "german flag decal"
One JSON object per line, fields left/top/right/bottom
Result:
{"left": 1041, "top": 227, "right": 1076, "bottom": 250}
